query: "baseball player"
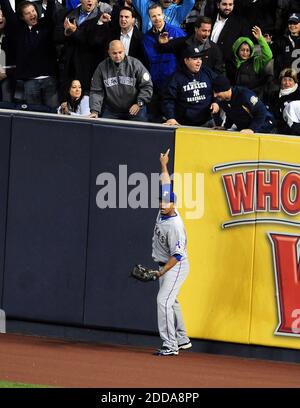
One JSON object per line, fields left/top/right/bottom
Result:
{"left": 152, "top": 149, "right": 191, "bottom": 356}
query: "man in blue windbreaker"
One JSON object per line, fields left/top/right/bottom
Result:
{"left": 163, "top": 46, "right": 220, "bottom": 127}
{"left": 132, "top": 0, "right": 194, "bottom": 33}
{"left": 144, "top": 4, "right": 186, "bottom": 90}
{"left": 143, "top": 3, "right": 186, "bottom": 122}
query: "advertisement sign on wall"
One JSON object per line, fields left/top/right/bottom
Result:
{"left": 175, "top": 128, "right": 300, "bottom": 350}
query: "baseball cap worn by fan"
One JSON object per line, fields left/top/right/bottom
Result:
{"left": 212, "top": 75, "right": 231, "bottom": 93}
{"left": 182, "top": 45, "right": 203, "bottom": 59}
{"left": 288, "top": 13, "right": 300, "bottom": 23}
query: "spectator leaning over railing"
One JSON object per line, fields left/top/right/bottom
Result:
{"left": 132, "top": 0, "right": 194, "bottom": 33}
{"left": 162, "top": 45, "right": 220, "bottom": 127}
{"left": 89, "top": 40, "right": 153, "bottom": 121}
{"left": 212, "top": 75, "right": 275, "bottom": 134}
{"left": 226, "top": 25, "right": 273, "bottom": 100}
{"left": 0, "top": 0, "right": 58, "bottom": 109}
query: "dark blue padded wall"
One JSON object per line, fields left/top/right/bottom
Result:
{"left": 0, "top": 114, "right": 12, "bottom": 309}
{"left": 1, "top": 113, "right": 175, "bottom": 332}
{"left": 84, "top": 123, "right": 175, "bottom": 332}
{"left": 3, "top": 116, "right": 91, "bottom": 323}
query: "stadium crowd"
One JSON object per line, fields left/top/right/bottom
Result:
{"left": 1, "top": 0, "right": 300, "bottom": 134}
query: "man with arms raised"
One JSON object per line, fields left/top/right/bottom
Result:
{"left": 0, "top": 0, "right": 58, "bottom": 108}
{"left": 54, "top": 0, "right": 110, "bottom": 93}
{"left": 152, "top": 149, "right": 191, "bottom": 356}
{"left": 132, "top": 0, "right": 194, "bottom": 33}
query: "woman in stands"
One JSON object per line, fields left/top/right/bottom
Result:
{"left": 271, "top": 68, "right": 300, "bottom": 135}
{"left": 58, "top": 79, "right": 90, "bottom": 116}
{"left": 226, "top": 25, "right": 273, "bottom": 100}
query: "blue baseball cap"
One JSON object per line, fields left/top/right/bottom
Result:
{"left": 159, "top": 189, "right": 177, "bottom": 203}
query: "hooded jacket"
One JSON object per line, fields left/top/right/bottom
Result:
{"left": 227, "top": 35, "right": 273, "bottom": 92}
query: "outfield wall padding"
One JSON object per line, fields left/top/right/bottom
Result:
{"left": 2, "top": 116, "right": 91, "bottom": 323}
{"left": 0, "top": 114, "right": 12, "bottom": 309}
{"left": 0, "top": 112, "right": 175, "bottom": 332}
{"left": 84, "top": 123, "right": 174, "bottom": 331}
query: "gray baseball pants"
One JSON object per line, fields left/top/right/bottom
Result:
{"left": 157, "top": 259, "right": 190, "bottom": 351}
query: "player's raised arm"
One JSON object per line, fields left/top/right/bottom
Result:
{"left": 160, "top": 148, "right": 171, "bottom": 185}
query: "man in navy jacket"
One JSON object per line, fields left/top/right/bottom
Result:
{"left": 212, "top": 75, "right": 275, "bottom": 133}
{"left": 163, "top": 45, "right": 219, "bottom": 126}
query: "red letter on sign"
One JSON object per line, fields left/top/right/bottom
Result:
{"left": 281, "top": 172, "right": 300, "bottom": 214}
{"left": 223, "top": 171, "right": 255, "bottom": 215}
{"left": 269, "top": 233, "right": 300, "bottom": 336}
{"left": 257, "top": 170, "right": 280, "bottom": 211}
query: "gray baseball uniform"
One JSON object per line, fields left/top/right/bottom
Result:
{"left": 152, "top": 210, "right": 190, "bottom": 352}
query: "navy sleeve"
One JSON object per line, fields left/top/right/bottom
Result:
{"left": 162, "top": 74, "right": 178, "bottom": 120}
{"left": 243, "top": 91, "right": 269, "bottom": 132}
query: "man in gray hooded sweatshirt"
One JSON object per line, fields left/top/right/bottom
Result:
{"left": 89, "top": 40, "right": 153, "bottom": 121}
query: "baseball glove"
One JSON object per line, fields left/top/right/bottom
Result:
{"left": 131, "top": 264, "right": 158, "bottom": 282}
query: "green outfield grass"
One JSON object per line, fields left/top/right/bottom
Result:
{"left": 0, "top": 380, "right": 50, "bottom": 388}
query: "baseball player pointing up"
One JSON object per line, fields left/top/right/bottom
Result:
{"left": 152, "top": 149, "right": 191, "bottom": 356}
